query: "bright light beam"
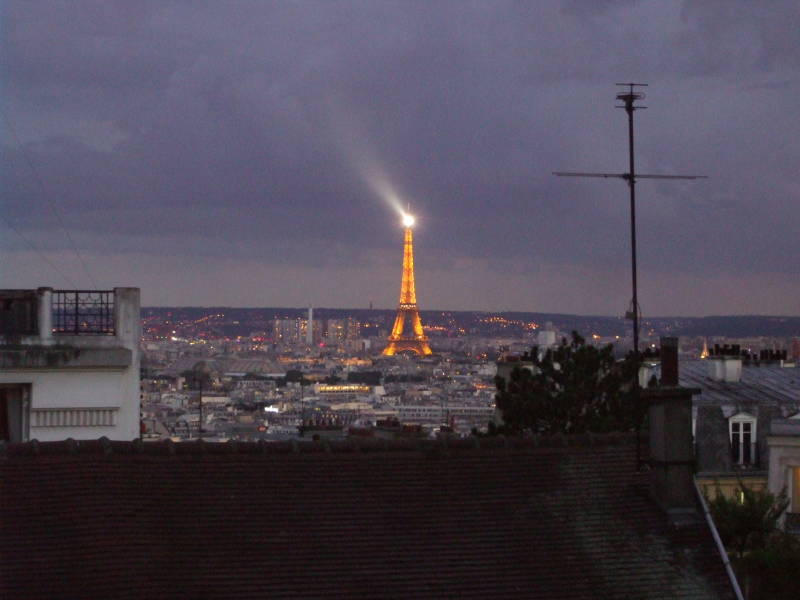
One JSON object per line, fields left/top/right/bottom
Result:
{"left": 368, "top": 175, "right": 405, "bottom": 218}
{"left": 325, "top": 102, "right": 409, "bottom": 219}
{"left": 402, "top": 213, "right": 415, "bottom": 228}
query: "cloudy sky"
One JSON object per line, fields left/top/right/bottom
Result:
{"left": 2, "top": 1, "right": 799, "bottom": 316}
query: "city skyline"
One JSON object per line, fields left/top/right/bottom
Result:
{"left": 3, "top": 2, "right": 800, "bottom": 316}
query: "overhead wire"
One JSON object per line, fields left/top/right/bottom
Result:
{"left": 1, "top": 107, "right": 99, "bottom": 288}
{"left": 0, "top": 213, "right": 78, "bottom": 287}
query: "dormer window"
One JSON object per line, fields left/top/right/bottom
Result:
{"left": 730, "top": 412, "right": 757, "bottom": 465}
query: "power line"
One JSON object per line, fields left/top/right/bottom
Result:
{"left": 0, "top": 214, "right": 78, "bottom": 287}
{"left": 1, "top": 108, "right": 98, "bottom": 288}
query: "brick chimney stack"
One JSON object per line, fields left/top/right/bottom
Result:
{"left": 660, "top": 336, "right": 678, "bottom": 386}
{"left": 646, "top": 336, "right": 701, "bottom": 525}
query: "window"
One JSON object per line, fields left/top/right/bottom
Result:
{"left": 730, "top": 412, "right": 757, "bottom": 465}
{"left": 0, "top": 385, "right": 30, "bottom": 443}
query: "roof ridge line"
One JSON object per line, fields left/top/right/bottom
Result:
{"left": 0, "top": 432, "right": 640, "bottom": 459}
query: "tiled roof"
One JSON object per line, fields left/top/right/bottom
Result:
{"left": 680, "top": 361, "right": 800, "bottom": 408}
{"left": 1, "top": 436, "right": 734, "bottom": 599}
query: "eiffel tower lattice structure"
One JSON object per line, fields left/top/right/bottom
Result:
{"left": 383, "top": 219, "right": 432, "bottom": 356}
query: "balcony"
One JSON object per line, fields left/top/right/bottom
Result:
{"left": 52, "top": 290, "right": 115, "bottom": 336}
{"left": 0, "top": 288, "right": 139, "bottom": 369}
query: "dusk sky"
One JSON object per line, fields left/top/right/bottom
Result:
{"left": 3, "top": 1, "right": 799, "bottom": 316}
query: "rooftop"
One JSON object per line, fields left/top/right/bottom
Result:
{"left": 1, "top": 434, "right": 733, "bottom": 599}
{"left": 680, "top": 360, "right": 800, "bottom": 407}
{"left": 0, "top": 288, "right": 140, "bottom": 366}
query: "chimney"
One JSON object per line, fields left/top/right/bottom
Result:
{"left": 660, "top": 336, "right": 678, "bottom": 386}
{"left": 646, "top": 336, "right": 701, "bottom": 525}
{"left": 707, "top": 355, "right": 742, "bottom": 383}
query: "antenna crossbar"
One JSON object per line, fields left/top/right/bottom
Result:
{"left": 635, "top": 174, "right": 707, "bottom": 180}
{"left": 553, "top": 172, "right": 707, "bottom": 180}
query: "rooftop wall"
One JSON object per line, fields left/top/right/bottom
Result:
{"left": 0, "top": 287, "right": 140, "bottom": 354}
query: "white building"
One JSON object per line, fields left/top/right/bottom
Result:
{"left": 767, "top": 419, "right": 800, "bottom": 531}
{"left": 0, "top": 287, "right": 141, "bottom": 442}
{"left": 397, "top": 404, "right": 495, "bottom": 423}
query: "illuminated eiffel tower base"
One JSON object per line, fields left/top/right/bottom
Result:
{"left": 383, "top": 225, "right": 432, "bottom": 356}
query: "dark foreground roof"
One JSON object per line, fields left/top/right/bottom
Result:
{"left": 1, "top": 436, "right": 734, "bottom": 599}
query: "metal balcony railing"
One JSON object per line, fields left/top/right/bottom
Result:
{"left": 52, "top": 290, "right": 115, "bottom": 335}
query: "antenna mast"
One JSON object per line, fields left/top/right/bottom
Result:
{"left": 553, "top": 83, "right": 707, "bottom": 387}
{"left": 619, "top": 83, "right": 645, "bottom": 370}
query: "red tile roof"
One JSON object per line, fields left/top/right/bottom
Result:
{"left": 1, "top": 435, "right": 734, "bottom": 599}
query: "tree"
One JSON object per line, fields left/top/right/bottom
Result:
{"left": 494, "top": 332, "right": 640, "bottom": 435}
{"left": 739, "top": 535, "right": 800, "bottom": 600}
{"left": 705, "top": 483, "right": 800, "bottom": 599}
{"left": 347, "top": 371, "right": 382, "bottom": 386}
{"left": 181, "top": 361, "right": 213, "bottom": 391}
{"left": 284, "top": 369, "right": 310, "bottom": 386}
{"left": 705, "top": 483, "right": 789, "bottom": 560}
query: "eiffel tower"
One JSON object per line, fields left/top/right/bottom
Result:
{"left": 383, "top": 213, "right": 432, "bottom": 356}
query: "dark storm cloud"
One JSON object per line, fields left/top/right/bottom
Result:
{"left": 2, "top": 1, "right": 800, "bottom": 314}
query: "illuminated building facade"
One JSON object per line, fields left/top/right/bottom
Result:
{"left": 273, "top": 318, "right": 303, "bottom": 343}
{"left": 325, "top": 318, "right": 360, "bottom": 342}
{"left": 273, "top": 317, "right": 322, "bottom": 345}
{"left": 383, "top": 215, "right": 432, "bottom": 356}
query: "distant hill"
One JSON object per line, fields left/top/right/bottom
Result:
{"left": 141, "top": 307, "right": 800, "bottom": 339}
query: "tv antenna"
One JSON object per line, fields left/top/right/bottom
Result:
{"left": 553, "top": 83, "right": 707, "bottom": 384}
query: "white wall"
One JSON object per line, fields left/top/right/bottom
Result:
{"left": 768, "top": 435, "right": 800, "bottom": 512}
{"left": 0, "top": 368, "right": 139, "bottom": 441}
{"left": 0, "top": 287, "right": 141, "bottom": 442}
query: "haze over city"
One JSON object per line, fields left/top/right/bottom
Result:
{"left": 3, "top": 1, "right": 800, "bottom": 316}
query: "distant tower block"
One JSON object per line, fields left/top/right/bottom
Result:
{"left": 383, "top": 216, "right": 432, "bottom": 356}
